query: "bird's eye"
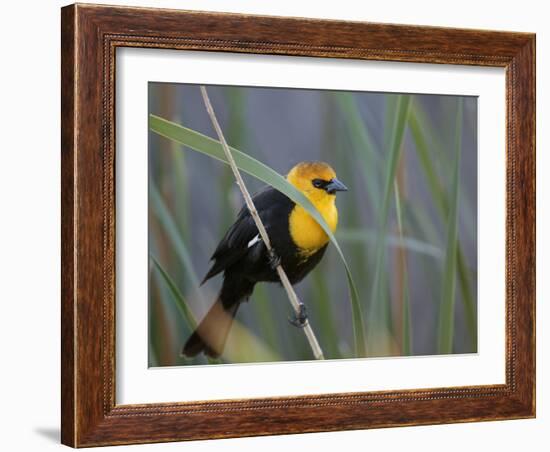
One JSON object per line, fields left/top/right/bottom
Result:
{"left": 312, "top": 179, "right": 325, "bottom": 189}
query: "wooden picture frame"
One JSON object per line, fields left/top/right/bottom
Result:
{"left": 61, "top": 3, "right": 535, "bottom": 447}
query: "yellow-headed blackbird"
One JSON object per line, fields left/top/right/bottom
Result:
{"left": 183, "top": 161, "right": 348, "bottom": 358}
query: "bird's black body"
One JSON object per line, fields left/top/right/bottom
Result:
{"left": 203, "top": 187, "right": 327, "bottom": 285}
{"left": 183, "top": 186, "right": 327, "bottom": 358}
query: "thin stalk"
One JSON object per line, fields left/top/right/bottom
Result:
{"left": 409, "top": 103, "right": 477, "bottom": 349}
{"left": 200, "top": 86, "right": 325, "bottom": 360}
{"left": 332, "top": 92, "right": 381, "bottom": 207}
{"left": 151, "top": 254, "right": 197, "bottom": 330}
{"left": 394, "top": 181, "right": 412, "bottom": 355}
{"left": 368, "top": 95, "right": 411, "bottom": 338}
{"left": 149, "top": 180, "right": 202, "bottom": 291}
{"left": 437, "top": 100, "right": 463, "bottom": 354}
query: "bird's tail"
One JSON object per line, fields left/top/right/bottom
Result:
{"left": 182, "top": 277, "right": 254, "bottom": 358}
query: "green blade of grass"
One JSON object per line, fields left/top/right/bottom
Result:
{"left": 437, "top": 100, "right": 462, "bottom": 354}
{"left": 336, "top": 228, "right": 443, "bottom": 260}
{"left": 367, "top": 95, "right": 411, "bottom": 343}
{"left": 333, "top": 96, "right": 379, "bottom": 331}
{"left": 150, "top": 254, "right": 197, "bottom": 330}
{"left": 309, "top": 267, "right": 340, "bottom": 358}
{"left": 150, "top": 114, "right": 367, "bottom": 357}
{"left": 412, "top": 100, "right": 476, "bottom": 242}
{"left": 151, "top": 253, "right": 209, "bottom": 365}
{"left": 332, "top": 92, "right": 381, "bottom": 206}
{"left": 148, "top": 262, "right": 164, "bottom": 366}
{"left": 152, "top": 254, "right": 279, "bottom": 364}
{"left": 149, "top": 178, "right": 202, "bottom": 291}
{"left": 328, "top": 94, "right": 371, "bottom": 355}
{"left": 456, "top": 252, "right": 477, "bottom": 349}
{"left": 394, "top": 181, "right": 412, "bottom": 355}
{"left": 170, "top": 138, "right": 191, "bottom": 240}
{"left": 408, "top": 102, "right": 477, "bottom": 350}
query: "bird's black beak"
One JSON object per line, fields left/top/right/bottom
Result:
{"left": 325, "top": 177, "right": 348, "bottom": 194}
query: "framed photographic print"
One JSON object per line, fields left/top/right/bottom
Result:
{"left": 61, "top": 3, "right": 536, "bottom": 447}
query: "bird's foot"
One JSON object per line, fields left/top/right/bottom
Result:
{"left": 268, "top": 249, "right": 281, "bottom": 270}
{"left": 288, "top": 303, "right": 308, "bottom": 328}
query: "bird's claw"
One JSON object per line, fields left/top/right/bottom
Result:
{"left": 288, "top": 303, "right": 308, "bottom": 328}
{"left": 268, "top": 250, "right": 281, "bottom": 270}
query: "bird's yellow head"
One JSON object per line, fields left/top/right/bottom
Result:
{"left": 286, "top": 161, "right": 347, "bottom": 252}
{"left": 286, "top": 161, "right": 348, "bottom": 204}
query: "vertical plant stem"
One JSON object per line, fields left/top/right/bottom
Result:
{"left": 408, "top": 103, "right": 477, "bottom": 349}
{"left": 437, "top": 100, "right": 463, "bottom": 354}
{"left": 332, "top": 93, "right": 381, "bottom": 206}
{"left": 368, "top": 95, "right": 411, "bottom": 348}
{"left": 149, "top": 180, "right": 203, "bottom": 291}
{"left": 200, "top": 86, "right": 325, "bottom": 360}
{"left": 394, "top": 180, "right": 412, "bottom": 355}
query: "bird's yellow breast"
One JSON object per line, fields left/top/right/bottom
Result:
{"left": 289, "top": 199, "right": 338, "bottom": 256}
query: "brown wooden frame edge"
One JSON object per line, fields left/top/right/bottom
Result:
{"left": 61, "top": 3, "right": 536, "bottom": 447}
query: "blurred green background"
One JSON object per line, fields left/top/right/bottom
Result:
{"left": 148, "top": 83, "right": 478, "bottom": 366}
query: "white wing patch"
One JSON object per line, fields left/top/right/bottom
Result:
{"left": 247, "top": 234, "right": 261, "bottom": 249}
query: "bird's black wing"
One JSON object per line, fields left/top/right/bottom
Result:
{"left": 201, "top": 186, "right": 293, "bottom": 284}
